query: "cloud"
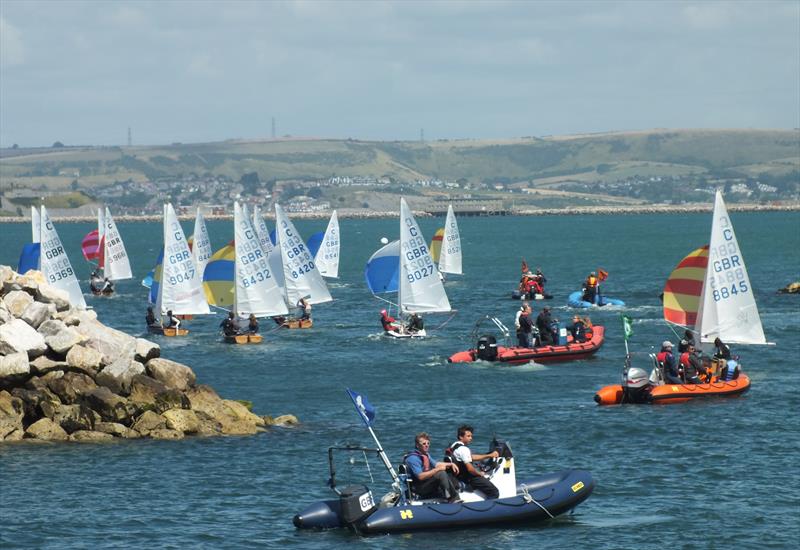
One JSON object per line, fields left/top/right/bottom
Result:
{"left": 0, "top": 17, "right": 25, "bottom": 67}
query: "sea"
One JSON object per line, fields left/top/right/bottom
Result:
{"left": 1, "top": 211, "right": 799, "bottom": 549}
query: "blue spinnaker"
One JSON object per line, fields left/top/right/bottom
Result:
{"left": 364, "top": 240, "right": 399, "bottom": 294}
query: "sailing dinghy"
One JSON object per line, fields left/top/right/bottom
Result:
{"left": 307, "top": 210, "right": 340, "bottom": 279}
{"left": 595, "top": 191, "right": 765, "bottom": 405}
{"left": 37, "top": 206, "right": 86, "bottom": 309}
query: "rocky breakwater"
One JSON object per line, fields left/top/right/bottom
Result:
{"left": 0, "top": 265, "right": 297, "bottom": 443}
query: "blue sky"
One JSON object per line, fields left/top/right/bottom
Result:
{"left": 1, "top": 0, "right": 798, "bottom": 147}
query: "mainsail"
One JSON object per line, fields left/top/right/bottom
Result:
{"left": 275, "top": 204, "right": 332, "bottom": 306}
{"left": 102, "top": 207, "right": 132, "bottom": 280}
{"left": 191, "top": 207, "right": 213, "bottom": 279}
{"left": 438, "top": 204, "right": 462, "bottom": 275}
{"left": 695, "top": 191, "right": 766, "bottom": 345}
{"left": 398, "top": 198, "right": 450, "bottom": 314}
{"left": 31, "top": 206, "right": 40, "bottom": 243}
{"left": 39, "top": 206, "right": 86, "bottom": 309}
{"left": 253, "top": 205, "right": 285, "bottom": 293}
{"left": 312, "top": 210, "right": 340, "bottom": 278}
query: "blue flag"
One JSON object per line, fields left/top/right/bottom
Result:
{"left": 346, "top": 388, "right": 376, "bottom": 427}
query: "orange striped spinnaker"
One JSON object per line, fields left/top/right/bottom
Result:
{"left": 429, "top": 228, "right": 445, "bottom": 264}
{"left": 662, "top": 245, "right": 708, "bottom": 327}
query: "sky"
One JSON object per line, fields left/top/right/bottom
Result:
{"left": 1, "top": 0, "right": 798, "bottom": 147}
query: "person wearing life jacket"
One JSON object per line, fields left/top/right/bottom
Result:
{"left": 582, "top": 271, "right": 599, "bottom": 303}
{"left": 657, "top": 340, "right": 682, "bottom": 384}
{"left": 404, "top": 432, "right": 461, "bottom": 503}
{"left": 90, "top": 270, "right": 104, "bottom": 294}
{"left": 536, "top": 307, "right": 555, "bottom": 345}
{"left": 447, "top": 425, "right": 500, "bottom": 499}
{"left": 679, "top": 343, "right": 707, "bottom": 384}
{"left": 380, "top": 309, "right": 401, "bottom": 333}
{"left": 517, "top": 304, "right": 534, "bottom": 348}
{"left": 407, "top": 313, "right": 424, "bottom": 333}
{"left": 713, "top": 337, "right": 731, "bottom": 360}
{"left": 567, "top": 315, "right": 588, "bottom": 343}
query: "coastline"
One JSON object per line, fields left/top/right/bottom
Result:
{"left": 1, "top": 202, "right": 798, "bottom": 223}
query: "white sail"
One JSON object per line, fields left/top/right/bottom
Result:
{"left": 31, "top": 206, "right": 40, "bottom": 243}
{"left": 315, "top": 210, "right": 340, "bottom": 278}
{"left": 102, "top": 207, "right": 132, "bottom": 281}
{"left": 253, "top": 205, "right": 285, "bottom": 293}
{"left": 398, "top": 198, "right": 451, "bottom": 314}
{"left": 191, "top": 207, "right": 213, "bottom": 279}
{"left": 695, "top": 191, "right": 766, "bottom": 345}
{"left": 234, "top": 202, "right": 288, "bottom": 317}
{"left": 97, "top": 207, "right": 105, "bottom": 241}
{"left": 275, "top": 203, "right": 332, "bottom": 305}
{"left": 39, "top": 206, "right": 86, "bottom": 309}
{"left": 158, "top": 203, "right": 210, "bottom": 316}
{"left": 438, "top": 204, "right": 462, "bottom": 275}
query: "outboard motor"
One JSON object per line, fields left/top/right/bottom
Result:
{"left": 476, "top": 335, "right": 498, "bottom": 361}
{"left": 622, "top": 367, "right": 653, "bottom": 404}
{"left": 338, "top": 485, "right": 377, "bottom": 528}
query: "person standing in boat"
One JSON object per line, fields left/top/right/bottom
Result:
{"left": 567, "top": 315, "right": 588, "bottom": 343}
{"left": 246, "top": 314, "right": 259, "bottom": 334}
{"left": 518, "top": 305, "right": 534, "bottom": 348}
{"left": 165, "top": 310, "right": 181, "bottom": 329}
{"left": 404, "top": 432, "right": 461, "bottom": 503}
{"left": 448, "top": 425, "right": 500, "bottom": 499}
{"left": 657, "top": 341, "right": 681, "bottom": 384}
{"left": 713, "top": 337, "right": 731, "bottom": 360}
{"left": 582, "top": 271, "right": 599, "bottom": 303}
{"left": 536, "top": 307, "right": 555, "bottom": 345}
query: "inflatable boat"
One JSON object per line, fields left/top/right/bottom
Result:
{"left": 567, "top": 291, "right": 625, "bottom": 308}
{"left": 449, "top": 325, "right": 604, "bottom": 365}
{"left": 594, "top": 356, "right": 750, "bottom": 405}
{"left": 294, "top": 440, "right": 594, "bottom": 534}
{"left": 511, "top": 290, "right": 553, "bottom": 300}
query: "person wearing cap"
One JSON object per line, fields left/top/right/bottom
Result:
{"left": 657, "top": 340, "right": 681, "bottom": 384}
{"left": 582, "top": 271, "right": 599, "bottom": 304}
{"left": 536, "top": 306, "right": 556, "bottom": 345}
{"left": 380, "top": 309, "right": 401, "bottom": 333}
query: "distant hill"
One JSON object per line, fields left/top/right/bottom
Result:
{"left": 1, "top": 129, "right": 798, "bottom": 215}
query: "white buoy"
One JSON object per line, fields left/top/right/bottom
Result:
{"left": 380, "top": 237, "right": 389, "bottom": 244}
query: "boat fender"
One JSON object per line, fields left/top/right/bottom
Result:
{"left": 338, "top": 485, "right": 377, "bottom": 527}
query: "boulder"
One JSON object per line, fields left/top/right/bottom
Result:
{"left": 0, "top": 305, "right": 12, "bottom": 325}
{"left": 48, "top": 402, "right": 96, "bottom": 433}
{"left": 65, "top": 344, "right": 104, "bottom": 375}
{"left": 146, "top": 358, "right": 196, "bottom": 391}
{"left": 46, "top": 372, "right": 98, "bottom": 405}
{"left": 135, "top": 338, "right": 160, "bottom": 363}
{"left": 149, "top": 428, "right": 185, "bottom": 440}
{"left": 83, "top": 387, "right": 134, "bottom": 425}
{"left": 185, "top": 387, "right": 260, "bottom": 435}
{"left": 3, "top": 290, "right": 34, "bottom": 317}
{"left": 94, "top": 421, "right": 140, "bottom": 439}
{"left": 0, "top": 352, "right": 31, "bottom": 385}
{"left": 69, "top": 430, "right": 114, "bottom": 442}
{"left": 37, "top": 319, "right": 68, "bottom": 338}
{"left": 25, "top": 417, "right": 69, "bottom": 441}
{"left": 35, "top": 284, "right": 71, "bottom": 312}
{"left": 21, "top": 301, "right": 52, "bottom": 329}
{"left": 15, "top": 272, "right": 42, "bottom": 294}
{"left": 271, "top": 414, "right": 300, "bottom": 427}
{"left": 0, "top": 318, "right": 48, "bottom": 357}
{"left": 127, "top": 374, "right": 187, "bottom": 413}
{"left": 223, "top": 399, "right": 266, "bottom": 427}
{"left": 45, "top": 327, "right": 86, "bottom": 355}
{"left": 59, "top": 308, "right": 97, "bottom": 325}
{"left": 0, "top": 265, "right": 14, "bottom": 286}
{"left": 29, "top": 353, "right": 68, "bottom": 375}
{"left": 162, "top": 409, "right": 200, "bottom": 434}
{"left": 74, "top": 320, "right": 135, "bottom": 366}
{"left": 11, "top": 386, "right": 58, "bottom": 425}
{"left": 96, "top": 360, "right": 145, "bottom": 396}
{"left": 132, "top": 410, "right": 166, "bottom": 435}
{"left": 0, "top": 390, "right": 24, "bottom": 439}
{"left": 778, "top": 281, "right": 800, "bottom": 294}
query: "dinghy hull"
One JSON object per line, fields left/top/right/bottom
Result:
{"left": 449, "top": 326, "right": 604, "bottom": 365}
{"left": 567, "top": 291, "right": 625, "bottom": 308}
{"left": 594, "top": 374, "right": 751, "bottom": 405}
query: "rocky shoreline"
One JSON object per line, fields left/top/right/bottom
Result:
{"left": 0, "top": 202, "right": 798, "bottom": 224}
{"left": 0, "top": 266, "right": 297, "bottom": 443}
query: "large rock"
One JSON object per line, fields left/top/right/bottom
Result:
{"left": 149, "top": 428, "right": 184, "bottom": 440}
{"left": 37, "top": 319, "right": 68, "bottom": 338}
{"left": 25, "top": 417, "right": 69, "bottom": 441}
{"left": 146, "top": 358, "right": 196, "bottom": 391}
{"left": 21, "top": 301, "right": 52, "bottom": 329}
{"left": 69, "top": 430, "right": 114, "bottom": 442}
{"left": 65, "top": 344, "right": 104, "bottom": 375}
{"left": 46, "top": 372, "right": 98, "bottom": 405}
{"left": 74, "top": 320, "right": 135, "bottom": 366}
{"left": 95, "top": 421, "right": 140, "bottom": 439}
{"left": 0, "top": 304, "right": 13, "bottom": 325}
{"left": 11, "top": 386, "right": 59, "bottom": 425}
{"left": 35, "top": 284, "right": 71, "bottom": 312}
{"left": 271, "top": 414, "right": 300, "bottom": 427}
{"left": 0, "top": 352, "right": 31, "bottom": 385}
{"left": 131, "top": 410, "right": 166, "bottom": 435}
{"left": 128, "top": 374, "right": 187, "bottom": 413}
{"left": 96, "top": 360, "right": 145, "bottom": 396}
{"left": 45, "top": 327, "right": 86, "bottom": 355}
{"left": 135, "top": 338, "right": 160, "bottom": 363}
{"left": 59, "top": 308, "right": 97, "bottom": 326}
{"left": 185, "top": 386, "right": 261, "bottom": 435}
{"left": 0, "top": 390, "right": 24, "bottom": 439}
{"left": 3, "top": 290, "right": 34, "bottom": 317}
{"left": 84, "top": 387, "right": 135, "bottom": 425}
{"left": 162, "top": 409, "right": 200, "bottom": 434}
{"left": 29, "top": 353, "right": 68, "bottom": 375}
{"left": 44, "top": 402, "right": 96, "bottom": 433}
{"left": 0, "top": 318, "right": 48, "bottom": 357}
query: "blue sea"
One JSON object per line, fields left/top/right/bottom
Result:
{"left": 1, "top": 211, "right": 799, "bottom": 549}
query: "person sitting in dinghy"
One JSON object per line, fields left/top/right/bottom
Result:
{"left": 406, "top": 313, "right": 424, "bottom": 334}
{"left": 247, "top": 314, "right": 259, "bottom": 334}
{"left": 448, "top": 425, "right": 500, "bottom": 499}
{"left": 380, "top": 309, "right": 403, "bottom": 333}
{"left": 297, "top": 297, "right": 312, "bottom": 321}
{"left": 404, "top": 432, "right": 461, "bottom": 503}
{"left": 165, "top": 310, "right": 181, "bottom": 329}
{"left": 220, "top": 311, "right": 240, "bottom": 336}
{"left": 145, "top": 306, "right": 159, "bottom": 328}
{"left": 90, "top": 270, "right": 104, "bottom": 293}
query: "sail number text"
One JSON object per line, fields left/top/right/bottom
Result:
{"left": 402, "top": 218, "right": 435, "bottom": 283}
{"left": 708, "top": 217, "right": 749, "bottom": 302}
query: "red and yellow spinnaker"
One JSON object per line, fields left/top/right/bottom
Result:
{"left": 662, "top": 245, "right": 708, "bottom": 327}
{"left": 429, "top": 228, "right": 445, "bottom": 264}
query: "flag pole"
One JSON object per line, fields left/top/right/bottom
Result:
{"left": 347, "top": 390, "right": 399, "bottom": 485}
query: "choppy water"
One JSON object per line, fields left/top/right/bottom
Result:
{"left": 1, "top": 211, "right": 799, "bottom": 549}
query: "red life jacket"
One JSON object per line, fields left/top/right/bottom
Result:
{"left": 679, "top": 352, "right": 690, "bottom": 367}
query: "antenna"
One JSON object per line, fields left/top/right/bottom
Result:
{"left": 127, "top": 127, "right": 132, "bottom": 147}
{"left": 420, "top": 128, "right": 424, "bottom": 143}
{"left": 271, "top": 117, "right": 276, "bottom": 139}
